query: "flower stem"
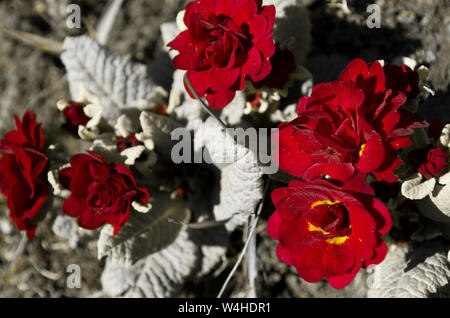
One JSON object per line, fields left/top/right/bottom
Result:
{"left": 245, "top": 213, "right": 258, "bottom": 298}
{"left": 183, "top": 74, "right": 228, "bottom": 129}
{"left": 217, "top": 179, "right": 269, "bottom": 298}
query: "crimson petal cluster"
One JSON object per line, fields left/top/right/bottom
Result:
{"left": 58, "top": 151, "right": 149, "bottom": 235}
{"left": 0, "top": 111, "right": 49, "bottom": 238}
{"left": 268, "top": 179, "right": 391, "bottom": 288}
{"left": 274, "top": 59, "right": 428, "bottom": 184}
{"left": 62, "top": 101, "right": 91, "bottom": 134}
{"left": 269, "top": 59, "right": 428, "bottom": 288}
{"left": 409, "top": 145, "right": 449, "bottom": 179}
{"left": 116, "top": 133, "right": 142, "bottom": 152}
{"left": 168, "top": 0, "right": 276, "bottom": 109}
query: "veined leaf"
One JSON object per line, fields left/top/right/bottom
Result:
{"left": 367, "top": 241, "right": 450, "bottom": 298}
{"left": 98, "top": 193, "right": 189, "bottom": 267}
{"left": 61, "top": 35, "right": 162, "bottom": 125}
{"left": 101, "top": 226, "right": 228, "bottom": 297}
{"left": 194, "top": 118, "right": 264, "bottom": 231}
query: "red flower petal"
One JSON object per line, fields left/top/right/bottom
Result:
{"left": 303, "top": 163, "right": 355, "bottom": 183}
{"left": 355, "top": 133, "right": 385, "bottom": 173}
{"left": 0, "top": 111, "right": 48, "bottom": 238}
{"left": 364, "top": 239, "right": 388, "bottom": 268}
{"left": 372, "top": 199, "right": 393, "bottom": 235}
{"left": 338, "top": 58, "right": 370, "bottom": 83}
{"left": 242, "top": 46, "right": 263, "bottom": 77}
{"left": 383, "top": 63, "right": 419, "bottom": 98}
{"left": 60, "top": 152, "right": 149, "bottom": 234}
{"left": 348, "top": 203, "right": 377, "bottom": 260}
{"left": 77, "top": 208, "right": 110, "bottom": 230}
{"left": 267, "top": 211, "right": 282, "bottom": 240}
{"left": 372, "top": 156, "right": 403, "bottom": 183}
{"left": 63, "top": 195, "right": 87, "bottom": 217}
{"left": 271, "top": 188, "right": 296, "bottom": 207}
{"left": 230, "top": 0, "right": 258, "bottom": 25}
{"left": 249, "top": 58, "right": 272, "bottom": 82}
{"left": 206, "top": 90, "right": 237, "bottom": 109}
{"left": 273, "top": 125, "right": 315, "bottom": 177}
{"left": 276, "top": 243, "right": 294, "bottom": 266}
{"left": 326, "top": 265, "right": 360, "bottom": 289}
{"left": 62, "top": 102, "right": 91, "bottom": 134}
{"left": 269, "top": 180, "right": 392, "bottom": 289}
{"left": 170, "top": 0, "right": 276, "bottom": 108}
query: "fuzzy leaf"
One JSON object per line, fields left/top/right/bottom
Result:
{"left": 139, "top": 111, "right": 181, "bottom": 159}
{"left": 429, "top": 181, "right": 450, "bottom": 219}
{"left": 439, "top": 124, "right": 450, "bottom": 148}
{"left": 172, "top": 98, "right": 205, "bottom": 131}
{"left": 101, "top": 261, "right": 140, "bottom": 296}
{"left": 140, "top": 111, "right": 180, "bottom": 140}
{"left": 97, "top": 193, "right": 189, "bottom": 267}
{"left": 194, "top": 118, "right": 264, "bottom": 231}
{"left": 61, "top": 35, "right": 162, "bottom": 125}
{"left": 401, "top": 173, "right": 436, "bottom": 200}
{"left": 439, "top": 172, "right": 450, "bottom": 185}
{"left": 101, "top": 227, "right": 228, "bottom": 297}
{"left": 121, "top": 145, "right": 146, "bottom": 165}
{"left": 102, "top": 228, "right": 197, "bottom": 297}
{"left": 367, "top": 241, "right": 450, "bottom": 298}
{"left": 413, "top": 172, "right": 450, "bottom": 230}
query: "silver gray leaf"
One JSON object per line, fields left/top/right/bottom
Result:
{"left": 101, "top": 261, "right": 140, "bottom": 297}
{"left": 401, "top": 173, "right": 436, "bottom": 200}
{"left": 429, "top": 175, "right": 450, "bottom": 219}
{"left": 139, "top": 111, "right": 181, "bottom": 160}
{"left": 367, "top": 242, "right": 450, "bottom": 298}
{"left": 101, "top": 227, "right": 228, "bottom": 297}
{"left": 128, "top": 228, "right": 198, "bottom": 297}
{"left": 61, "top": 35, "right": 161, "bottom": 125}
{"left": 97, "top": 193, "right": 189, "bottom": 267}
{"left": 194, "top": 118, "right": 264, "bottom": 231}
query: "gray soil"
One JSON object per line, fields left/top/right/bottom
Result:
{"left": 0, "top": 0, "right": 449, "bottom": 297}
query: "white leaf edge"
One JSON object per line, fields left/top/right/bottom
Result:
{"left": 401, "top": 173, "right": 436, "bottom": 200}
{"left": 367, "top": 242, "right": 450, "bottom": 298}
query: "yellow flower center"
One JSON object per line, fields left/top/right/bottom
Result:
{"left": 310, "top": 200, "right": 340, "bottom": 209}
{"left": 308, "top": 200, "right": 348, "bottom": 245}
{"left": 359, "top": 143, "right": 367, "bottom": 157}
